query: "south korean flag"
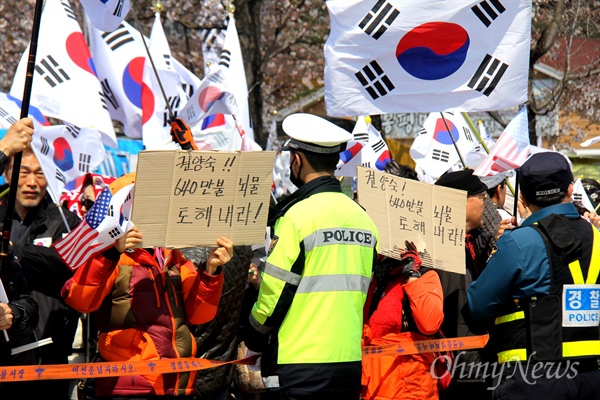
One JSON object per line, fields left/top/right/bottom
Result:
{"left": 325, "top": 0, "right": 531, "bottom": 116}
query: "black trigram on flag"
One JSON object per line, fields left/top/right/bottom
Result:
{"left": 162, "top": 96, "right": 181, "bottom": 127}
{"left": 36, "top": 56, "right": 70, "bottom": 88}
{"left": 372, "top": 139, "right": 386, "bottom": 152}
{"left": 358, "top": 0, "right": 400, "bottom": 40}
{"left": 354, "top": 132, "right": 369, "bottom": 142}
{"left": 472, "top": 0, "right": 506, "bottom": 27}
{"left": 108, "top": 227, "right": 122, "bottom": 239}
{"left": 108, "top": 204, "right": 114, "bottom": 217}
{"left": 356, "top": 61, "right": 395, "bottom": 100}
{"left": 467, "top": 54, "right": 508, "bottom": 97}
{"left": 102, "top": 25, "right": 134, "bottom": 51}
{"left": 60, "top": 0, "right": 77, "bottom": 21}
{"left": 79, "top": 153, "right": 92, "bottom": 173}
{"left": 113, "top": 0, "right": 125, "bottom": 17}
{"left": 432, "top": 149, "right": 450, "bottom": 163}
{"left": 40, "top": 137, "right": 50, "bottom": 156}
{"left": 0, "top": 108, "right": 17, "bottom": 125}
{"left": 417, "top": 127, "right": 427, "bottom": 136}
{"left": 181, "top": 83, "right": 194, "bottom": 99}
{"left": 463, "top": 127, "right": 474, "bottom": 142}
{"left": 66, "top": 125, "right": 81, "bottom": 139}
{"left": 56, "top": 169, "right": 67, "bottom": 185}
{"left": 573, "top": 193, "right": 583, "bottom": 203}
{"left": 163, "top": 54, "right": 171, "bottom": 68}
{"left": 219, "top": 49, "right": 231, "bottom": 69}
{"left": 100, "top": 78, "right": 120, "bottom": 110}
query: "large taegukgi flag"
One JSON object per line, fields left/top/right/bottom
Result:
{"left": 10, "top": 0, "right": 117, "bottom": 148}
{"left": 54, "top": 182, "right": 134, "bottom": 271}
{"left": 87, "top": 20, "right": 149, "bottom": 138}
{"left": 325, "top": 0, "right": 531, "bottom": 116}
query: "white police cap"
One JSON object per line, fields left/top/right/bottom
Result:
{"left": 282, "top": 113, "right": 352, "bottom": 154}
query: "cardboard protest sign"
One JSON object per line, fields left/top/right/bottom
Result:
{"left": 356, "top": 166, "right": 466, "bottom": 274}
{"left": 131, "top": 150, "right": 276, "bottom": 248}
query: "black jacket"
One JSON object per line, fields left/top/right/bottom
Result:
{"left": 0, "top": 196, "right": 80, "bottom": 365}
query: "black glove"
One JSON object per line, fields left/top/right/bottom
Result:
{"left": 169, "top": 117, "right": 197, "bottom": 150}
{"left": 401, "top": 241, "right": 422, "bottom": 279}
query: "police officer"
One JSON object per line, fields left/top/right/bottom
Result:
{"left": 244, "top": 113, "right": 379, "bottom": 400}
{"left": 468, "top": 152, "right": 600, "bottom": 399}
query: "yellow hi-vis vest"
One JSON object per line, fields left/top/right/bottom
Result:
{"left": 491, "top": 215, "right": 600, "bottom": 364}
{"left": 250, "top": 190, "right": 379, "bottom": 365}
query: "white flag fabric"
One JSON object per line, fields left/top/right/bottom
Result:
{"left": 219, "top": 13, "right": 254, "bottom": 141}
{"left": 142, "top": 12, "right": 183, "bottom": 150}
{"left": 0, "top": 92, "right": 50, "bottom": 128}
{"left": 31, "top": 125, "right": 107, "bottom": 204}
{"left": 87, "top": 20, "right": 148, "bottom": 138}
{"left": 573, "top": 178, "right": 596, "bottom": 213}
{"left": 335, "top": 116, "right": 391, "bottom": 178}
{"left": 79, "top": 0, "right": 130, "bottom": 32}
{"left": 581, "top": 135, "right": 600, "bottom": 147}
{"left": 410, "top": 112, "right": 476, "bottom": 179}
{"left": 54, "top": 183, "right": 134, "bottom": 271}
{"left": 474, "top": 107, "right": 530, "bottom": 176}
{"left": 179, "top": 67, "right": 239, "bottom": 127}
{"left": 325, "top": 0, "right": 531, "bottom": 116}
{"left": 10, "top": 0, "right": 117, "bottom": 148}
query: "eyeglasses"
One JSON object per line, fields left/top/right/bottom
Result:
{"left": 468, "top": 193, "right": 487, "bottom": 200}
{"left": 81, "top": 199, "right": 95, "bottom": 209}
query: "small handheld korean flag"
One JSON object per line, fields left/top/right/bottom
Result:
{"left": 80, "top": 0, "right": 131, "bottom": 32}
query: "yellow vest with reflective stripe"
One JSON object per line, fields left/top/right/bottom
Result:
{"left": 251, "top": 191, "right": 379, "bottom": 365}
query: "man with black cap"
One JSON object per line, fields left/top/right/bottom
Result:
{"left": 434, "top": 169, "right": 495, "bottom": 400}
{"left": 243, "top": 113, "right": 379, "bottom": 400}
{"left": 468, "top": 152, "right": 600, "bottom": 399}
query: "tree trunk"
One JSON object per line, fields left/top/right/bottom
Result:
{"left": 235, "top": 1, "right": 265, "bottom": 148}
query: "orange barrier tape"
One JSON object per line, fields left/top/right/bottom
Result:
{"left": 0, "top": 355, "right": 260, "bottom": 382}
{"left": 362, "top": 334, "right": 489, "bottom": 358}
{"left": 0, "top": 335, "right": 489, "bottom": 382}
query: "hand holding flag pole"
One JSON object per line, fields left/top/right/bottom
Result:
{"left": 0, "top": 0, "right": 45, "bottom": 343}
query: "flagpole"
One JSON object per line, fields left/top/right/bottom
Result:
{"left": 439, "top": 113, "right": 466, "bottom": 169}
{"left": 461, "top": 112, "right": 516, "bottom": 197}
{"left": 0, "top": 0, "right": 44, "bottom": 343}
{"left": 130, "top": 2, "right": 175, "bottom": 120}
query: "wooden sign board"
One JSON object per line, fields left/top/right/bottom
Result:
{"left": 356, "top": 166, "right": 466, "bottom": 274}
{"left": 131, "top": 150, "right": 276, "bottom": 248}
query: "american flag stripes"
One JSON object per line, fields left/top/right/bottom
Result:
{"left": 474, "top": 107, "right": 530, "bottom": 176}
{"left": 54, "top": 183, "right": 134, "bottom": 271}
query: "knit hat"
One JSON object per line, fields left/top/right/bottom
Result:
{"left": 435, "top": 169, "right": 487, "bottom": 195}
{"left": 519, "top": 152, "right": 573, "bottom": 203}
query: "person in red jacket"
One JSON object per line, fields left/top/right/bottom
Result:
{"left": 361, "top": 241, "right": 445, "bottom": 400}
{"left": 61, "top": 225, "right": 233, "bottom": 398}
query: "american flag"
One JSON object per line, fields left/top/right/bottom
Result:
{"left": 474, "top": 107, "right": 530, "bottom": 177}
{"left": 54, "top": 183, "right": 134, "bottom": 271}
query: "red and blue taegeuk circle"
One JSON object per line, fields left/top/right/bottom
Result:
{"left": 198, "top": 86, "right": 225, "bottom": 112}
{"left": 396, "top": 22, "right": 469, "bottom": 80}
{"left": 122, "top": 57, "right": 154, "bottom": 124}
{"left": 433, "top": 117, "right": 460, "bottom": 145}
{"left": 53, "top": 137, "right": 74, "bottom": 171}
{"left": 66, "top": 32, "right": 97, "bottom": 77}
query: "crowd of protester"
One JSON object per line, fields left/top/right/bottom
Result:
{"left": 0, "top": 116, "right": 599, "bottom": 400}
